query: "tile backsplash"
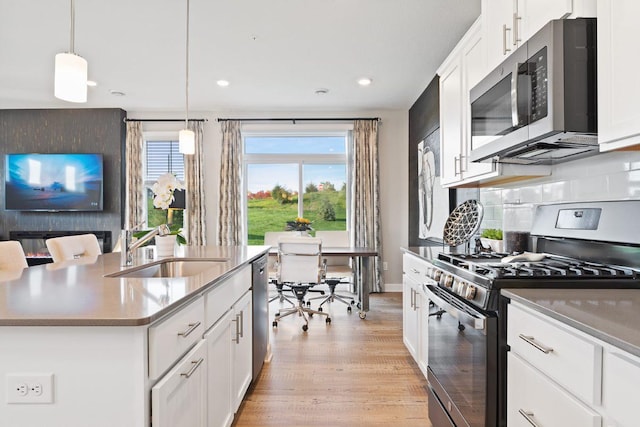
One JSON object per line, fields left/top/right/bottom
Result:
{"left": 479, "top": 150, "right": 640, "bottom": 232}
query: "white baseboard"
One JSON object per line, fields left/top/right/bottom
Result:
{"left": 383, "top": 282, "right": 402, "bottom": 292}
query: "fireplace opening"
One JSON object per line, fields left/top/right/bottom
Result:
{"left": 9, "top": 231, "right": 112, "bottom": 266}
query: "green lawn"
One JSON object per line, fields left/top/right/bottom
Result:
{"left": 247, "top": 191, "right": 346, "bottom": 244}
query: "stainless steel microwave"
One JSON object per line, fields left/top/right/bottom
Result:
{"left": 469, "top": 18, "right": 597, "bottom": 165}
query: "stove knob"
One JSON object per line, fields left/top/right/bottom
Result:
{"left": 465, "top": 285, "right": 477, "bottom": 300}
{"left": 443, "top": 275, "right": 454, "bottom": 288}
{"left": 454, "top": 280, "right": 466, "bottom": 294}
{"left": 432, "top": 269, "right": 442, "bottom": 281}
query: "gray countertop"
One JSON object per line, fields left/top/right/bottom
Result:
{"left": 502, "top": 288, "right": 640, "bottom": 358}
{"left": 0, "top": 245, "right": 269, "bottom": 327}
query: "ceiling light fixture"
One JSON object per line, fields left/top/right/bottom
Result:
{"left": 179, "top": 0, "right": 195, "bottom": 155}
{"left": 358, "top": 77, "right": 372, "bottom": 86}
{"left": 55, "top": 0, "right": 88, "bottom": 103}
{"left": 86, "top": 80, "right": 97, "bottom": 87}
{"left": 217, "top": 80, "right": 230, "bottom": 87}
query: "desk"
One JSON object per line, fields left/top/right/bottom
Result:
{"left": 269, "top": 246, "right": 378, "bottom": 318}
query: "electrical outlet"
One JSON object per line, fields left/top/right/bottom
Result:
{"left": 383, "top": 261, "right": 388, "bottom": 271}
{"left": 6, "top": 373, "right": 54, "bottom": 404}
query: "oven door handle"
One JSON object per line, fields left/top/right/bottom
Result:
{"left": 423, "top": 285, "right": 487, "bottom": 332}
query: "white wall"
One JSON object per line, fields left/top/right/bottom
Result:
{"left": 128, "top": 109, "right": 409, "bottom": 290}
{"left": 479, "top": 150, "right": 640, "bottom": 231}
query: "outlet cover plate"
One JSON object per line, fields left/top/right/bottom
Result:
{"left": 6, "top": 373, "right": 54, "bottom": 404}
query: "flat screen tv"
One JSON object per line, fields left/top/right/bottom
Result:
{"left": 5, "top": 153, "right": 104, "bottom": 211}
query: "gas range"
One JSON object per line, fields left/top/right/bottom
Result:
{"left": 427, "top": 201, "right": 640, "bottom": 312}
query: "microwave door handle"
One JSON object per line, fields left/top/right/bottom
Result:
{"left": 511, "top": 65, "right": 519, "bottom": 127}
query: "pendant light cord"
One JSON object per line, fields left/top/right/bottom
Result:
{"left": 70, "top": 0, "right": 75, "bottom": 53}
{"left": 185, "top": 0, "right": 190, "bottom": 129}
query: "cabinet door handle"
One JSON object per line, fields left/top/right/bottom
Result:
{"left": 239, "top": 310, "right": 244, "bottom": 339}
{"left": 232, "top": 314, "right": 240, "bottom": 344}
{"left": 177, "top": 321, "right": 201, "bottom": 338}
{"left": 518, "top": 334, "right": 554, "bottom": 354}
{"left": 459, "top": 155, "right": 467, "bottom": 173}
{"left": 411, "top": 268, "right": 419, "bottom": 274}
{"left": 513, "top": 13, "right": 521, "bottom": 46}
{"left": 502, "top": 24, "right": 512, "bottom": 55}
{"left": 454, "top": 156, "right": 460, "bottom": 176}
{"left": 411, "top": 288, "right": 416, "bottom": 309}
{"left": 180, "top": 357, "right": 204, "bottom": 379}
{"left": 518, "top": 409, "right": 539, "bottom": 427}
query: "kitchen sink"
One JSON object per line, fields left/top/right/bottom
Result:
{"left": 106, "top": 258, "right": 229, "bottom": 278}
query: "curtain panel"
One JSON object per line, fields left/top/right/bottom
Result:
{"left": 350, "top": 119, "right": 383, "bottom": 292}
{"left": 125, "top": 121, "right": 144, "bottom": 230}
{"left": 217, "top": 120, "right": 244, "bottom": 245}
{"left": 184, "top": 121, "right": 207, "bottom": 245}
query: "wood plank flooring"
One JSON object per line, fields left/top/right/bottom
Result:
{"left": 233, "top": 293, "right": 431, "bottom": 427}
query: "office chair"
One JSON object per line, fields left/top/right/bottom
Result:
{"left": 272, "top": 237, "right": 331, "bottom": 332}
{"left": 264, "top": 231, "right": 297, "bottom": 307}
{"left": 308, "top": 230, "right": 356, "bottom": 313}
{"left": 46, "top": 234, "right": 102, "bottom": 263}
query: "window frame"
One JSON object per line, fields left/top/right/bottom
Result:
{"left": 242, "top": 125, "right": 351, "bottom": 243}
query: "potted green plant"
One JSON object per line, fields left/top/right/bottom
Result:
{"left": 480, "top": 228, "right": 504, "bottom": 253}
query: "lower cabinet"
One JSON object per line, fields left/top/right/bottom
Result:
{"left": 231, "top": 291, "right": 253, "bottom": 412}
{"left": 507, "top": 300, "right": 640, "bottom": 427}
{"left": 151, "top": 340, "right": 208, "bottom": 427}
{"left": 205, "top": 310, "right": 234, "bottom": 427}
{"left": 402, "top": 253, "right": 431, "bottom": 378}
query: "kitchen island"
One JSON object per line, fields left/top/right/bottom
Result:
{"left": 0, "top": 245, "right": 269, "bottom": 427}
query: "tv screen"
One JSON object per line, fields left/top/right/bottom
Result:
{"left": 5, "top": 153, "right": 104, "bottom": 211}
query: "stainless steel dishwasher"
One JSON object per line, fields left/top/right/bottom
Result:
{"left": 251, "top": 254, "right": 268, "bottom": 381}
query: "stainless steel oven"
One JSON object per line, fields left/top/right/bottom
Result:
{"left": 422, "top": 201, "right": 640, "bottom": 427}
{"left": 424, "top": 284, "right": 498, "bottom": 427}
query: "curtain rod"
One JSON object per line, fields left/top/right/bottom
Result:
{"left": 216, "top": 117, "right": 380, "bottom": 123}
{"left": 123, "top": 118, "right": 208, "bottom": 123}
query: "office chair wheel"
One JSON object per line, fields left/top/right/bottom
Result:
{"left": 350, "top": 300, "right": 355, "bottom": 305}
{"left": 272, "top": 321, "right": 278, "bottom": 327}
{"left": 306, "top": 301, "right": 311, "bottom": 307}
{"left": 347, "top": 306, "right": 352, "bottom": 313}
{"left": 302, "top": 324, "right": 308, "bottom": 332}
{"left": 275, "top": 312, "right": 281, "bottom": 317}
{"left": 359, "top": 312, "right": 366, "bottom": 319}
{"left": 326, "top": 317, "right": 331, "bottom": 324}
{"left": 318, "top": 307, "right": 323, "bottom": 312}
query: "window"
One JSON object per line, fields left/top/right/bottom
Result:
{"left": 244, "top": 131, "right": 349, "bottom": 245}
{"left": 144, "top": 139, "right": 185, "bottom": 229}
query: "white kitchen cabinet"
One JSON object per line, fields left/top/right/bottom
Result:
{"left": 507, "top": 299, "right": 640, "bottom": 427}
{"left": 205, "top": 309, "right": 234, "bottom": 427}
{"left": 602, "top": 350, "right": 640, "bottom": 427}
{"left": 402, "top": 253, "right": 430, "bottom": 378}
{"left": 232, "top": 290, "right": 253, "bottom": 412}
{"left": 598, "top": 0, "right": 640, "bottom": 151}
{"left": 507, "top": 352, "right": 601, "bottom": 427}
{"left": 152, "top": 340, "right": 208, "bottom": 427}
{"left": 482, "top": 0, "right": 595, "bottom": 71}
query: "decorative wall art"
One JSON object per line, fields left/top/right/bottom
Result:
{"left": 417, "top": 129, "right": 450, "bottom": 240}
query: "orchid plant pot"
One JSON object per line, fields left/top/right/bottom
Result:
{"left": 155, "top": 234, "right": 176, "bottom": 258}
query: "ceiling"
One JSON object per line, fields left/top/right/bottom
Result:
{"left": 0, "top": 0, "right": 480, "bottom": 112}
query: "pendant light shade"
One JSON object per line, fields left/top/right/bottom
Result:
{"left": 179, "top": 129, "right": 195, "bottom": 155}
{"left": 179, "top": 0, "right": 194, "bottom": 155}
{"left": 55, "top": 0, "right": 87, "bottom": 103}
{"left": 54, "top": 52, "right": 88, "bottom": 103}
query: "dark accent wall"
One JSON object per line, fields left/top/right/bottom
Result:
{"left": 0, "top": 109, "right": 126, "bottom": 243}
{"left": 409, "top": 76, "right": 445, "bottom": 246}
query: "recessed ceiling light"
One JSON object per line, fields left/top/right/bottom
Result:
{"left": 315, "top": 88, "right": 329, "bottom": 95}
{"left": 217, "top": 80, "right": 230, "bottom": 87}
{"left": 358, "top": 77, "right": 372, "bottom": 86}
{"left": 109, "top": 89, "right": 126, "bottom": 96}
{"left": 86, "top": 80, "right": 97, "bottom": 87}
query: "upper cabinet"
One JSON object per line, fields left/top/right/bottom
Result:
{"left": 598, "top": 0, "right": 640, "bottom": 151}
{"left": 483, "top": 0, "right": 596, "bottom": 71}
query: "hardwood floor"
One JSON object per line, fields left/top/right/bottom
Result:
{"left": 233, "top": 292, "right": 431, "bottom": 427}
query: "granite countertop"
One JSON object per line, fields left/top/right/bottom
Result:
{"left": 0, "top": 245, "right": 269, "bottom": 327}
{"left": 502, "top": 288, "right": 640, "bottom": 358}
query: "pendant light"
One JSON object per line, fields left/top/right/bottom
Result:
{"left": 179, "top": 0, "right": 195, "bottom": 155}
{"left": 55, "top": 0, "right": 88, "bottom": 103}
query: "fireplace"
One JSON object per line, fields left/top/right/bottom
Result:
{"left": 9, "top": 231, "right": 112, "bottom": 266}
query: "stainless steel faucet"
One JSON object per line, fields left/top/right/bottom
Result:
{"left": 122, "top": 224, "right": 171, "bottom": 266}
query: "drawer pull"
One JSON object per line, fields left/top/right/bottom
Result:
{"left": 518, "top": 409, "right": 539, "bottom": 427}
{"left": 232, "top": 315, "right": 240, "bottom": 344}
{"left": 177, "top": 321, "right": 201, "bottom": 338}
{"left": 519, "top": 334, "right": 554, "bottom": 354}
{"left": 411, "top": 268, "right": 420, "bottom": 274}
{"left": 180, "top": 357, "right": 204, "bottom": 379}
{"left": 239, "top": 310, "right": 245, "bottom": 338}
